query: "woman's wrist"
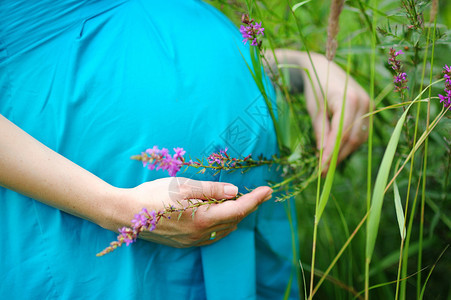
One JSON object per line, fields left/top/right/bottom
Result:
{"left": 98, "top": 186, "right": 142, "bottom": 232}
{"left": 265, "top": 49, "right": 306, "bottom": 95}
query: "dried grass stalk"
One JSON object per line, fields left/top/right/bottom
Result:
{"left": 430, "top": 0, "right": 438, "bottom": 23}
{"left": 326, "top": 0, "right": 345, "bottom": 61}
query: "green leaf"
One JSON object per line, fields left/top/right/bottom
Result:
{"left": 393, "top": 180, "right": 406, "bottom": 240}
{"left": 366, "top": 104, "right": 412, "bottom": 262}
{"left": 316, "top": 48, "right": 353, "bottom": 221}
{"left": 292, "top": 0, "right": 312, "bottom": 12}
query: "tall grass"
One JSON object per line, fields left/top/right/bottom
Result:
{"left": 212, "top": 0, "right": 450, "bottom": 298}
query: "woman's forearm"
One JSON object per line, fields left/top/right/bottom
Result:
{"left": 0, "top": 114, "right": 130, "bottom": 230}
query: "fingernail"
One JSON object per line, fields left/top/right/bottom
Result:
{"left": 264, "top": 191, "right": 273, "bottom": 201}
{"left": 224, "top": 185, "right": 238, "bottom": 197}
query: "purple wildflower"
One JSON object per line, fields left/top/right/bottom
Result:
{"left": 173, "top": 147, "right": 186, "bottom": 160}
{"left": 141, "top": 146, "right": 185, "bottom": 177}
{"left": 394, "top": 72, "right": 407, "bottom": 84}
{"left": 438, "top": 65, "right": 451, "bottom": 110}
{"left": 147, "top": 210, "right": 157, "bottom": 231}
{"left": 118, "top": 227, "right": 136, "bottom": 246}
{"left": 145, "top": 145, "right": 161, "bottom": 156}
{"left": 130, "top": 207, "right": 151, "bottom": 229}
{"left": 240, "top": 14, "right": 264, "bottom": 47}
{"left": 208, "top": 148, "right": 229, "bottom": 165}
{"left": 131, "top": 208, "right": 158, "bottom": 232}
{"left": 388, "top": 48, "right": 408, "bottom": 93}
{"left": 97, "top": 208, "right": 160, "bottom": 256}
{"left": 220, "top": 147, "right": 229, "bottom": 157}
{"left": 159, "top": 155, "right": 182, "bottom": 177}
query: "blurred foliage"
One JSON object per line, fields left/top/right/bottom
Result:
{"left": 211, "top": 0, "right": 450, "bottom": 299}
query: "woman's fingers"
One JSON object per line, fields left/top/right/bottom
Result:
{"left": 173, "top": 178, "right": 239, "bottom": 201}
{"left": 310, "top": 87, "right": 370, "bottom": 175}
{"left": 135, "top": 179, "right": 272, "bottom": 248}
{"left": 193, "top": 187, "right": 273, "bottom": 246}
{"left": 337, "top": 116, "right": 369, "bottom": 163}
{"left": 336, "top": 89, "right": 370, "bottom": 163}
{"left": 172, "top": 186, "right": 271, "bottom": 247}
{"left": 206, "top": 186, "right": 273, "bottom": 223}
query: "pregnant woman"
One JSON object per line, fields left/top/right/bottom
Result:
{"left": 0, "top": 1, "right": 369, "bottom": 299}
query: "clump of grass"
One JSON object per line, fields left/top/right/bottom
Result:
{"left": 212, "top": 0, "right": 450, "bottom": 298}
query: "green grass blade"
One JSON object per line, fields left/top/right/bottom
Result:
{"left": 419, "top": 245, "right": 449, "bottom": 299}
{"left": 355, "top": 266, "right": 429, "bottom": 299}
{"left": 283, "top": 273, "right": 293, "bottom": 300}
{"left": 393, "top": 180, "right": 406, "bottom": 240}
{"left": 366, "top": 103, "right": 413, "bottom": 261}
{"left": 317, "top": 50, "right": 352, "bottom": 220}
{"left": 292, "top": 0, "right": 312, "bottom": 12}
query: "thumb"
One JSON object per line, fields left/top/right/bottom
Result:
{"left": 179, "top": 179, "right": 239, "bottom": 200}
{"left": 211, "top": 186, "right": 273, "bottom": 222}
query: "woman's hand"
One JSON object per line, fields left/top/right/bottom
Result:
{"left": 115, "top": 178, "right": 273, "bottom": 248}
{"left": 268, "top": 49, "right": 370, "bottom": 172}
{"left": 299, "top": 51, "right": 370, "bottom": 170}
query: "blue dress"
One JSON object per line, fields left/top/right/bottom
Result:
{"left": 0, "top": 1, "right": 299, "bottom": 299}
